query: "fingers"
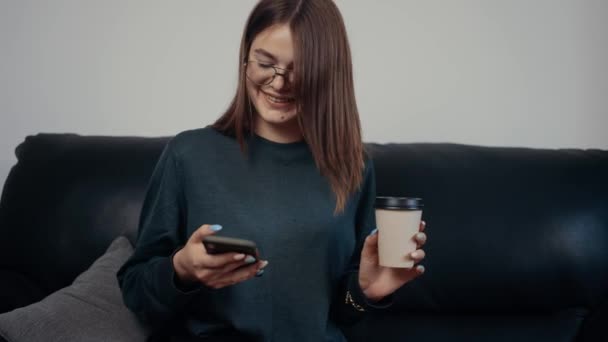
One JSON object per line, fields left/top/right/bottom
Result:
{"left": 415, "top": 220, "right": 427, "bottom": 246}
{"left": 365, "top": 229, "right": 379, "bottom": 246}
{"left": 207, "top": 260, "right": 269, "bottom": 289}
{"left": 409, "top": 249, "right": 426, "bottom": 263}
{"left": 217, "top": 254, "right": 259, "bottom": 274}
{"left": 419, "top": 220, "right": 426, "bottom": 232}
{"left": 389, "top": 262, "right": 426, "bottom": 286}
{"left": 192, "top": 224, "right": 223, "bottom": 242}
{"left": 414, "top": 264, "right": 425, "bottom": 274}
{"left": 414, "top": 232, "right": 427, "bottom": 246}
{"left": 410, "top": 222, "right": 426, "bottom": 265}
{"left": 361, "top": 228, "right": 379, "bottom": 259}
{"left": 202, "top": 252, "right": 248, "bottom": 269}
{"left": 188, "top": 254, "right": 267, "bottom": 287}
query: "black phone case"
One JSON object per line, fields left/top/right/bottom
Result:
{"left": 202, "top": 235, "right": 258, "bottom": 256}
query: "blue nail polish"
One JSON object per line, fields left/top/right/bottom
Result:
{"left": 245, "top": 255, "right": 256, "bottom": 264}
{"left": 255, "top": 269, "right": 265, "bottom": 277}
{"left": 210, "top": 224, "right": 223, "bottom": 232}
{"left": 369, "top": 228, "right": 378, "bottom": 236}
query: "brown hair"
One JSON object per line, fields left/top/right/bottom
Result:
{"left": 213, "top": 0, "right": 365, "bottom": 214}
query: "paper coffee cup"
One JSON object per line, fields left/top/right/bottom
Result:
{"left": 375, "top": 197, "right": 424, "bottom": 268}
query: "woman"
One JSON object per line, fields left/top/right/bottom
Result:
{"left": 118, "top": 1, "right": 427, "bottom": 341}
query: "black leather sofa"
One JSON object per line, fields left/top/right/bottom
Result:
{"left": 1, "top": 133, "right": 607, "bottom": 341}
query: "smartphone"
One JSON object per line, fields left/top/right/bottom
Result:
{"left": 202, "top": 235, "right": 259, "bottom": 257}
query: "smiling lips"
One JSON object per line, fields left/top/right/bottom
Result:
{"left": 263, "top": 91, "right": 295, "bottom": 105}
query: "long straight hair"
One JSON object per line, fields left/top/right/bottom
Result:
{"left": 213, "top": 0, "right": 365, "bottom": 215}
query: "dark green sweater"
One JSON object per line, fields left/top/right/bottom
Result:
{"left": 117, "top": 126, "right": 392, "bottom": 341}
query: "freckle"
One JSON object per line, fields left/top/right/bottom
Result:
{"left": 281, "top": 116, "right": 285, "bottom": 119}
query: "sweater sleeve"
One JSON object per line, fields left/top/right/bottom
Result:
{"left": 330, "top": 157, "right": 394, "bottom": 326}
{"left": 117, "top": 139, "right": 207, "bottom": 326}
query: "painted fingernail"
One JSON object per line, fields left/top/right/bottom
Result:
{"left": 244, "top": 255, "right": 256, "bottom": 264}
{"left": 255, "top": 269, "right": 265, "bottom": 277}
{"left": 417, "top": 265, "right": 425, "bottom": 273}
{"left": 411, "top": 251, "right": 418, "bottom": 258}
{"left": 234, "top": 254, "right": 246, "bottom": 260}
{"left": 369, "top": 228, "right": 378, "bottom": 236}
{"left": 422, "top": 220, "right": 426, "bottom": 225}
{"left": 260, "top": 260, "right": 269, "bottom": 269}
{"left": 417, "top": 233, "right": 426, "bottom": 240}
{"left": 210, "top": 224, "right": 223, "bottom": 232}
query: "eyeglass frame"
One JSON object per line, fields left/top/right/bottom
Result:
{"left": 243, "top": 60, "right": 294, "bottom": 86}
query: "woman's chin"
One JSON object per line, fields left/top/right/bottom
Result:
{"left": 257, "top": 109, "right": 297, "bottom": 125}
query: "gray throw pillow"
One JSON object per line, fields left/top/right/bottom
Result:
{"left": 0, "top": 236, "right": 150, "bottom": 342}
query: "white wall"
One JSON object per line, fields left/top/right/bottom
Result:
{"left": 1, "top": 0, "right": 607, "bottom": 190}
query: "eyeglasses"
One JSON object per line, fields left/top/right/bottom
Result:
{"left": 244, "top": 60, "right": 294, "bottom": 86}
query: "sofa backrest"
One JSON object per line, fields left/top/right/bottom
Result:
{"left": 360, "top": 143, "right": 608, "bottom": 341}
{"left": 0, "top": 134, "right": 168, "bottom": 312}
{"left": 1, "top": 134, "right": 607, "bottom": 338}
{"left": 366, "top": 142, "right": 608, "bottom": 315}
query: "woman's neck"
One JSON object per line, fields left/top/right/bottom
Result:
{"left": 254, "top": 117, "right": 303, "bottom": 144}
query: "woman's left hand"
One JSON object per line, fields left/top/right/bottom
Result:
{"left": 358, "top": 220, "right": 427, "bottom": 302}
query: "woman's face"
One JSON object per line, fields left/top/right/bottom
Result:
{"left": 246, "top": 24, "right": 298, "bottom": 129}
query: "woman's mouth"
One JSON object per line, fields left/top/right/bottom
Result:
{"left": 263, "top": 92, "right": 295, "bottom": 105}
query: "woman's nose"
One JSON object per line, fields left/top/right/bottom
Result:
{"left": 269, "top": 72, "right": 289, "bottom": 92}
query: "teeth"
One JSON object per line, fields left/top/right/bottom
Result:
{"left": 266, "top": 94, "right": 293, "bottom": 104}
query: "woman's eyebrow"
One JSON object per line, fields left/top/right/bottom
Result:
{"left": 253, "top": 48, "right": 277, "bottom": 61}
{"left": 253, "top": 48, "right": 294, "bottom": 68}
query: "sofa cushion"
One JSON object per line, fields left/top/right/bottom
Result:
{"left": 342, "top": 310, "right": 586, "bottom": 342}
{"left": 0, "top": 236, "right": 149, "bottom": 342}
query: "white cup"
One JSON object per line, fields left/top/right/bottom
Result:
{"left": 376, "top": 197, "right": 424, "bottom": 268}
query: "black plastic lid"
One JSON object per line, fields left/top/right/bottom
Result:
{"left": 375, "top": 197, "right": 423, "bottom": 210}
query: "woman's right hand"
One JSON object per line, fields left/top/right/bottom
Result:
{"left": 172, "top": 224, "right": 268, "bottom": 289}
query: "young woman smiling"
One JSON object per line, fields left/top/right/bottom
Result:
{"left": 118, "top": 1, "right": 428, "bottom": 341}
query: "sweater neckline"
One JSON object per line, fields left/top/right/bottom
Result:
{"left": 252, "top": 133, "right": 307, "bottom": 149}
{"left": 249, "top": 132, "right": 311, "bottom": 164}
